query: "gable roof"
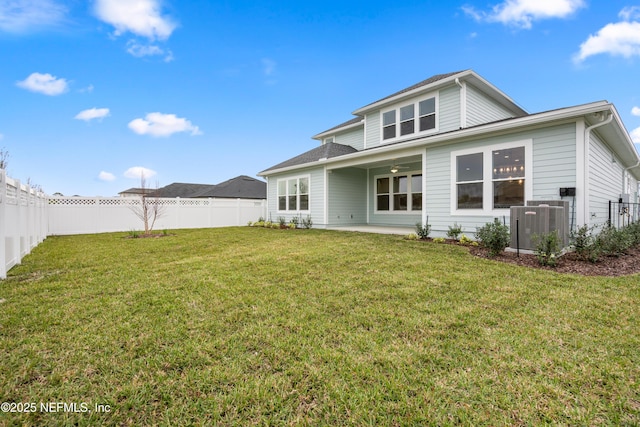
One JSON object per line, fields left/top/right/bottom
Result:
{"left": 352, "top": 69, "right": 526, "bottom": 116}
{"left": 260, "top": 142, "right": 358, "bottom": 174}
{"left": 357, "top": 70, "right": 467, "bottom": 112}
{"left": 118, "top": 187, "right": 148, "bottom": 196}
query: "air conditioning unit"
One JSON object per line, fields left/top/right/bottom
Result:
{"left": 526, "top": 200, "right": 570, "bottom": 247}
{"left": 510, "top": 204, "right": 568, "bottom": 250}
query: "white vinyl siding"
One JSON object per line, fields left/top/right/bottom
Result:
{"left": 365, "top": 111, "right": 380, "bottom": 148}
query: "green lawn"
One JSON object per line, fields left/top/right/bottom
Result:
{"left": 1, "top": 227, "right": 638, "bottom": 426}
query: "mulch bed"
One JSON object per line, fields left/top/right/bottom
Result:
{"left": 468, "top": 245, "right": 640, "bottom": 277}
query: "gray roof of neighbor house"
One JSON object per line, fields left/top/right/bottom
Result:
{"left": 196, "top": 175, "right": 266, "bottom": 199}
{"left": 259, "top": 142, "right": 358, "bottom": 174}
{"left": 139, "top": 176, "right": 266, "bottom": 199}
{"left": 118, "top": 187, "right": 149, "bottom": 196}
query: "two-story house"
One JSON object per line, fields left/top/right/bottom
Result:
{"left": 258, "top": 70, "right": 640, "bottom": 236}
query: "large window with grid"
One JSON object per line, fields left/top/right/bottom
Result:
{"left": 277, "top": 176, "right": 309, "bottom": 211}
{"left": 376, "top": 173, "right": 422, "bottom": 212}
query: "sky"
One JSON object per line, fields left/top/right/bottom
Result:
{"left": 1, "top": 0, "right": 640, "bottom": 196}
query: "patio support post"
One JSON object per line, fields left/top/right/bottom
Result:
{"left": 421, "top": 150, "right": 427, "bottom": 226}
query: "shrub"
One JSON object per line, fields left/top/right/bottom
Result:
{"left": 415, "top": 222, "right": 431, "bottom": 240}
{"left": 571, "top": 224, "right": 600, "bottom": 263}
{"left": 459, "top": 234, "right": 478, "bottom": 246}
{"left": 433, "top": 237, "right": 446, "bottom": 244}
{"left": 533, "top": 231, "right": 561, "bottom": 267}
{"left": 289, "top": 217, "right": 299, "bottom": 228}
{"left": 277, "top": 216, "right": 286, "bottom": 227}
{"left": 302, "top": 215, "right": 313, "bottom": 229}
{"left": 405, "top": 233, "right": 419, "bottom": 240}
{"left": 264, "top": 221, "right": 272, "bottom": 228}
{"left": 446, "top": 223, "right": 462, "bottom": 241}
{"left": 272, "top": 223, "right": 280, "bottom": 229}
{"left": 128, "top": 229, "right": 141, "bottom": 238}
{"left": 596, "top": 225, "right": 633, "bottom": 257}
{"left": 476, "top": 218, "right": 510, "bottom": 257}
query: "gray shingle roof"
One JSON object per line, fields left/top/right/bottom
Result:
{"left": 355, "top": 71, "right": 468, "bottom": 112}
{"left": 145, "top": 176, "right": 266, "bottom": 199}
{"left": 260, "top": 142, "right": 358, "bottom": 174}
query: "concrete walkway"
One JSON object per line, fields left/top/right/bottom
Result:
{"left": 326, "top": 225, "right": 414, "bottom": 235}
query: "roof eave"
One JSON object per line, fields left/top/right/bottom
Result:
{"left": 312, "top": 119, "right": 364, "bottom": 140}
{"left": 260, "top": 102, "right": 619, "bottom": 176}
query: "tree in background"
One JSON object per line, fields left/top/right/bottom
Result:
{"left": 129, "top": 173, "right": 166, "bottom": 235}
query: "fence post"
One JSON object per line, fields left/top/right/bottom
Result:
{"left": 14, "top": 179, "right": 22, "bottom": 266}
{"left": 0, "top": 169, "right": 6, "bottom": 279}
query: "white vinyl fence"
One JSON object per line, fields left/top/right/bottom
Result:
{"left": 1, "top": 168, "right": 267, "bottom": 279}
{"left": 0, "top": 170, "right": 48, "bottom": 279}
{"left": 47, "top": 196, "right": 267, "bottom": 235}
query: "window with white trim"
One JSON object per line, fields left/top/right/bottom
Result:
{"left": 382, "top": 96, "right": 436, "bottom": 141}
{"left": 278, "top": 176, "right": 309, "bottom": 211}
{"left": 452, "top": 141, "right": 530, "bottom": 214}
{"left": 376, "top": 173, "right": 422, "bottom": 212}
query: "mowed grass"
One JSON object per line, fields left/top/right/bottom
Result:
{"left": 0, "top": 227, "right": 638, "bottom": 426}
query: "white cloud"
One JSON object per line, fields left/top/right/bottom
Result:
{"left": 463, "top": 0, "right": 585, "bottom": 29}
{"left": 632, "top": 107, "right": 640, "bottom": 116}
{"left": 128, "top": 112, "right": 202, "bottom": 137}
{"left": 16, "top": 72, "right": 68, "bottom": 96}
{"left": 98, "top": 171, "right": 116, "bottom": 181}
{"left": 124, "top": 166, "right": 157, "bottom": 180}
{"left": 94, "top": 0, "right": 176, "bottom": 41}
{"left": 126, "top": 40, "right": 174, "bottom": 61}
{"left": 0, "top": 0, "right": 67, "bottom": 33}
{"left": 631, "top": 127, "right": 640, "bottom": 144}
{"left": 574, "top": 8, "right": 640, "bottom": 63}
{"left": 75, "top": 108, "right": 110, "bottom": 122}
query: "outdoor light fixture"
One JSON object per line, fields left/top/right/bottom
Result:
{"left": 390, "top": 166, "right": 399, "bottom": 174}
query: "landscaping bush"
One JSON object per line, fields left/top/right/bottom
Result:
{"left": 476, "top": 218, "right": 510, "bottom": 257}
{"left": 459, "top": 234, "right": 478, "bottom": 246}
{"left": 533, "top": 231, "right": 561, "bottom": 267}
{"left": 415, "top": 222, "right": 431, "bottom": 240}
{"left": 433, "top": 237, "right": 446, "bottom": 243}
{"left": 302, "top": 215, "right": 313, "bottom": 229}
{"left": 571, "top": 224, "right": 600, "bottom": 263}
{"left": 596, "top": 225, "right": 633, "bottom": 257}
{"left": 446, "top": 223, "right": 462, "bottom": 241}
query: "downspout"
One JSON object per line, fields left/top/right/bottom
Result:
{"left": 583, "top": 111, "right": 613, "bottom": 225}
{"left": 455, "top": 78, "right": 466, "bottom": 129}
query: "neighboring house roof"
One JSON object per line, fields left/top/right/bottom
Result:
{"left": 260, "top": 142, "right": 358, "bottom": 174}
{"left": 195, "top": 175, "right": 267, "bottom": 199}
{"left": 152, "top": 183, "right": 216, "bottom": 198}
{"left": 122, "top": 176, "right": 267, "bottom": 199}
{"left": 118, "top": 187, "right": 149, "bottom": 197}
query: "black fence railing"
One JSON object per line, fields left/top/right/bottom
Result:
{"left": 608, "top": 200, "right": 640, "bottom": 229}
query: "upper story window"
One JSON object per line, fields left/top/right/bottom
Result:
{"left": 323, "top": 137, "right": 334, "bottom": 144}
{"left": 382, "top": 96, "right": 437, "bottom": 142}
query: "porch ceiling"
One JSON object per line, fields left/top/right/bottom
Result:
{"left": 327, "top": 153, "right": 422, "bottom": 171}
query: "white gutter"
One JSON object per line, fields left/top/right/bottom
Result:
{"left": 259, "top": 101, "right": 610, "bottom": 177}
{"left": 583, "top": 111, "right": 613, "bottom": 225}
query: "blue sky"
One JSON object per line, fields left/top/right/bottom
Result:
{"left": 1, "top": 0, "right": 640, "bottom": 196}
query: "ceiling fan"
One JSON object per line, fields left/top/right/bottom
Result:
{"left": 390, "top": 162, "right": 409, "bottom": 174}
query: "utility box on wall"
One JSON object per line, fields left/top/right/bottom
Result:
{"left": 510, "top": 201, "right": 569, "bottom": 250}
